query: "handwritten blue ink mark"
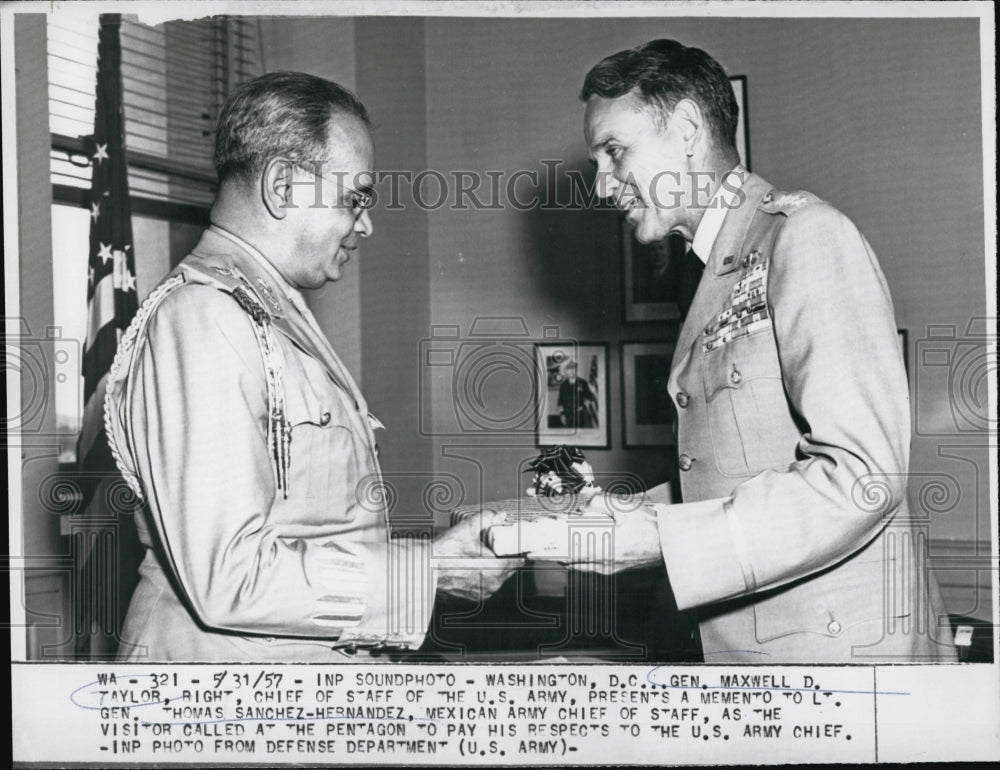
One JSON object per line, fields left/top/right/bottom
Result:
{"left": 645, "top": 666, "right": 909, "bottom": 696}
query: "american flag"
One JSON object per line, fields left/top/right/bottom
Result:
{"left": 74, "top": 14, "right": 141, "bottom": 658}
{"left": 586, "top": 353, "right": 600, "bottom": 428}
{"left": 77, "top": 13, "right": 138, "bottom": 482}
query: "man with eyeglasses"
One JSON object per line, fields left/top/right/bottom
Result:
{"left": 105, "top": 72, "right": 521, "bottom": 661}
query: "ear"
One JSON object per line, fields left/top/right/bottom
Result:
{"left": 261, "top": 158, "right": 296, "bottom": 219}
{"left": 670, "top": 99, "right": 705, "bottom": 157}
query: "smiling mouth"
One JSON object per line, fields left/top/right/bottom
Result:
{"left": 618, "top": 190, "right": 643, "bottom": 213}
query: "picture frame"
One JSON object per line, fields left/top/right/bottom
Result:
{"left": 730, "top": 74, "right": 750, "bottom": 170}
{"left": 621, "top": 227, "right": 685, "bottom": 323}
{"left": 535, "top": 342, "right": 609, "bottom": 448}
{"left": 621, "top": 341, "right": 677, "bottom": 447}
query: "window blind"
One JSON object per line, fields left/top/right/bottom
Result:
{"left": 48, "top": 13, "right": 263, "bottom": 209}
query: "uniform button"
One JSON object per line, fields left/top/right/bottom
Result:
{"left": 827, "top": 620, "right": 842, "bottom": 635}
{"left": 320, "top": 411, "right": 332, "bottom": 425}
{"left": 676, "top": 391, "right": 690, "bottom": 408}
{"left": 762, "top": 192, "right": 774, "bottom": 204}
{"left": 678, "top": 454, "right": 694, "bottom": 472}
{"left": 730, "top": 367, "right": 742, "bottom": 384}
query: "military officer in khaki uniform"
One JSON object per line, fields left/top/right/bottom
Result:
{"left": 106, "top": 72, "right": 519, "bottom": 661}
{"left": 566, "top": 40, "right": 956, "bottom": 663}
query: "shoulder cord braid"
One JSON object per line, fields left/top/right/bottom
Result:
{"left": 105, "top": 274, "right": 187, "bottom": 502}
{"left": 232, "top": 286, "right": 292, "bottom": 499}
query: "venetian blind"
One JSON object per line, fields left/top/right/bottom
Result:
{"left": 48, "top": 13, "right": 263, "bottom": 209}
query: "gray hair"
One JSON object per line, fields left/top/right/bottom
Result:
{"left": 214, "top": 71, "right": 371, "bottom": 186}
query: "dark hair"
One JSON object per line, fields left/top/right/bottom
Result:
{"left": 214, "top": 71, "right": 371, "bottom": 186}
{"left": 581, "top": 39, "right": 738, "bottom": 151}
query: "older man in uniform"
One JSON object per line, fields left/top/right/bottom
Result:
{"left": 105, "top": 72, "right": 518, "bottom": 661}
{"left": 566, "top": 40, "right": 956, "bottom": 663}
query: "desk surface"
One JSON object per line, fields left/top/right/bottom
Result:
{"left": 419, "top": 566, "right": 702, "bottom": 663}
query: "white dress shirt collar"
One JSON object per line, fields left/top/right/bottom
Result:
{"left": 690, "top": 165, "right": 748, "bottom": 264}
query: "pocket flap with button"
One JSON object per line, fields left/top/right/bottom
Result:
{"left": 285, "top": 376, "right": 336, "bottom": 428}
{"left": 703, "top": 330, "right": 780, "bottom": 403}
{"left": 753, "top": 556, "right": 907, "bottom": 643}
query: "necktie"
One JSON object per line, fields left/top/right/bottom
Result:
{"left": 677, "top": 243, "right": 705, "bottom": 318}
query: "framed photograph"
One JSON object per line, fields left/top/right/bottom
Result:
{"left": 730, "top": 75, "right": 750, "bottom": 170}
{"left": 535, "top": 343, "right": 609, "bottom": 448}
{"left": 622, "top": 226, "right": 686, "bottom": 323}
{"left": 622, "top": 341, "right": 677, "bottom": 447}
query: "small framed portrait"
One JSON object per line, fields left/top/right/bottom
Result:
{"left": 535, "top": 343, "right": 609, "bottom": 448}
{"left": 622, "top": 227, "right": 686, "bottom": 323}
{"left": 730, "top": 75, "right": 750, "bottom": 170}
{"left": 621, "top": 341, "right": 677, "bottom": 447}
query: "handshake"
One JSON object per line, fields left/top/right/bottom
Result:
{"left": 431, "top": 447, "right": 665, "bottom": 603}
{"left": 431, "top": 492, "right": 664, "bottom": 602}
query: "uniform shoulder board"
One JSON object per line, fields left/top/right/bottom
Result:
{"left": 759, "top": 189, "right": 822, "bottom": 215}
{"left": 184, "top": 257, "right": 275, "bottom": 315}
{"left": 184, "top": 255, "right": 248, "bottom": 291}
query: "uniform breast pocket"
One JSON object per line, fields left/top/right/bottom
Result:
{"left": 283, "top": 375, "right": 368, "bottom": 524}
{"left": 702, "top": 330, "right": 790, "bottom": 477}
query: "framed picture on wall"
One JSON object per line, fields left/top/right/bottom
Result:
{"left": 622, "top": 341, "right": 676, "bottom": 447}
{"left": 730, "top": 75, "right": 750, "bottom": 170}
{"left": 535, "top": 343, "right": 609, "bottom": 448}
{"left": 622, "top": 227, "right": 686, "bottom": 323}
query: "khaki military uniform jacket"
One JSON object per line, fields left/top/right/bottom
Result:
{"left": 106, "top": 227, "right": 434, "bottom": 661}
{"left": 650, "top": 173, "right": 956, "bottom": 663}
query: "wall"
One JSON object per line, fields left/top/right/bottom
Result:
{"left": 424, "top": 19, "right": 674, "bottom": 512}
{"left": 355, "top": 19, "right": 436, "bottom": 523}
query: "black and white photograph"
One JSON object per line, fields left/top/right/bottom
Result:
{"left": 4, "top": 1, "right": 997, "bottom": 766}
{"left": 622, "top": 226, "right": 685, "bottom": 322}
{"left": 535, "top": 342, "right": 609, "bottom": 447}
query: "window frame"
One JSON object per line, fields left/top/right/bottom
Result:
{"left": 50, "top": 132, "right": 212, "bottom": 226}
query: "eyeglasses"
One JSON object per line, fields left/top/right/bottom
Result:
{"left": 294, "top": 162, "right": 375, "bottom": 217}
